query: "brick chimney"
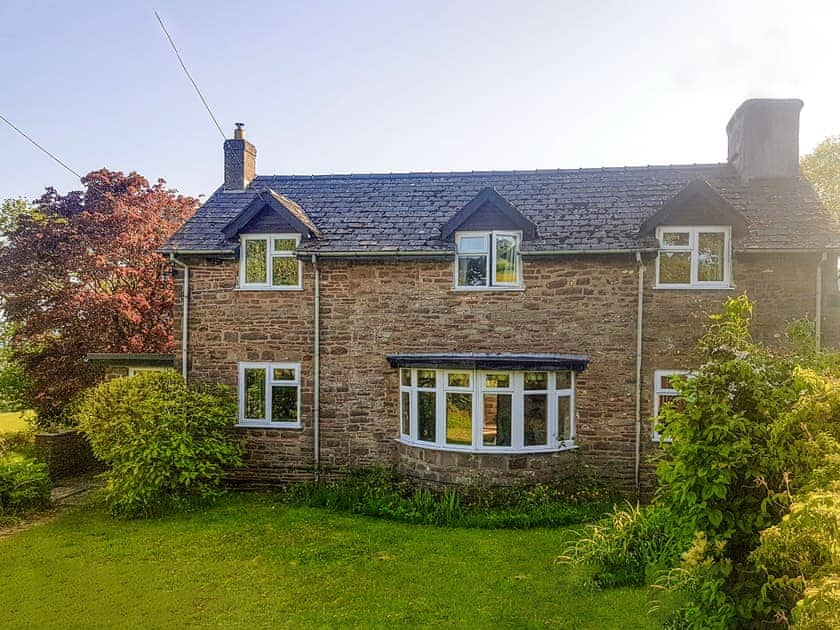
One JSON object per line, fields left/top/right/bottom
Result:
{"left": 223, "top": 123, "right": 257, "bottom": 190}
{"left": 726, "top": 99, "right": 803, "bottom": 181}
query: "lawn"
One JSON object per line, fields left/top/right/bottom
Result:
{"left": 0, "top": 410, "right": 31, "bottom": 434}
{"left": 0, "top": 494, "right": 673, "bottom": 628}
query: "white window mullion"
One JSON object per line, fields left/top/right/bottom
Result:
{"left": 548, "top": 372, "right": 558, "bottom": 446}
{"left": 264, "top": 366, "right": 272, "bottom": 423}
{"left": 512, "top": 373, "right": 524, "bottom": 449}
{"left": 474, "top": 371, "right": 484, "bottom": 449}
{"left": 436, "top": 369, "right": 445, "bottom": 447}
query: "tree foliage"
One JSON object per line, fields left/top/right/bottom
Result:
{"left": 0, "top": 170, "right": 196, "bottom": 424}
{"left": 801, "top": 135, "right": 840, "bottom": 220}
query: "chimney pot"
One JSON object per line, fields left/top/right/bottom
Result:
{"left": 726, "top": 98, "right": 803, "bottom": 181}
{"left": 234, "top": 122, "right": 245, "bottom": 140}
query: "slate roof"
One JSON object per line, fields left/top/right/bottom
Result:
{"left": 162, "top": 163, "right": 840, "bottom": 254}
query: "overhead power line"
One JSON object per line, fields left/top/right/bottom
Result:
{"left": 154, "top": 9, "right": 226, "bottom": 140}
{"left": 0, "top": 113, "right": 83, "bottom": 180}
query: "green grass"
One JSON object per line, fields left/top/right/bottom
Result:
{"left": 0, "top": 410, "right": 32, "bottom": 434}
{"left": 0, "top": 494, "right": 673, "bottom": 628}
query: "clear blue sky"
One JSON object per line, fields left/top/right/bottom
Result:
{"left": 1, "top": 0, "right": 838, "bottom": 202}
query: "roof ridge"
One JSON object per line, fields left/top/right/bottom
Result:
{"left": 249, "top": 163, "right": 731, "bottom": 182}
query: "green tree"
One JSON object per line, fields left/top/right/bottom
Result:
{"left": 0, "top": 198, "right": 31, "bottom": 239}
{"left": 801, "top": 136, "right": 840, "bottom": 219}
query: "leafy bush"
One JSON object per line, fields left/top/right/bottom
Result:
{"left": 75, "top": 372, "right": 242, "bottom": 518}
{"left": 0, "top": 453, "right": 51, "bottom": 516}
{"left": 566, "top": 295, "right": 840, "bottom": 627}
{"left": 284, "top": 467, "right": 616, "bottom": 529}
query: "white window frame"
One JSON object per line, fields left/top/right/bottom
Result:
{"left": 454, "top": 230, "right": 523, "bottom": 290}
{"left": 238, "top": 362, "right": 301, "bottom": 429}
{"left": 655, "top": 226, "right": 732, "bottom": 289}
{"left": 397, "top": 368, "right": 576, "bottom": 453}
{"left": 239, "top": 233, "right": 302, "bottom": 290}
{"left": 652, "top": 369, "right": 688, "bottom": 442}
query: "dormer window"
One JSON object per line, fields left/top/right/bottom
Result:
{"left": 240, "top": 234, "right": 301, "bottom": 290}
{"left": 655, "top": 226, "right": 731, "bottom": 289}
{"left": 455, "top": 231, "right": 521, "bottom": 289}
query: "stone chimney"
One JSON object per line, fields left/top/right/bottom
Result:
{"left": 726, "top": 99, "right": 803, "bottom": 181}
{"left": 223, "top": 123, "right": 257, "bottom": 190}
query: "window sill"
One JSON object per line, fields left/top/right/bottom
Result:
{"left": 653, "top": 284, "right": 734, "bottom": 291}
{"left": 396, "top": 437, "right": 577, "bottom": 454}
{"left": 235, "top": 286, "right": 304, "bottom": 292}
{"left": 452, "top": 286, "right": 525, "bottom": 293}
{"left": 236, "top": 422, "right": 302, "bottom": 430}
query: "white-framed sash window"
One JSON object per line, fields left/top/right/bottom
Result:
{"left": 240, "top": 234, "right": 302, "bottom": 290}
{"left": 655, "top": 226, "right": 731, "bottom": 289}
{"left": 455, "top": 231, "right": 522, "bottom": 289}
{"left": 238, "top": 362, "right": 301, "bottom": 428}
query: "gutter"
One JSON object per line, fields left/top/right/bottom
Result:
{"left": 634, "top": 252, "right": 645, "bottom": 497}
{"left": 311, "top": 254, "right": 321, "bottom": 481}
{"left": 522, "top": 248, "right": 657, "bottom": 257}
{"left": 301, "top": 250, "right": 454, "bottom": 259}
{"left": 816, "top": 252, "right": 827, "bottom": 352}
{"left": 169, "top": 254, "right": 189, "bottom": 380}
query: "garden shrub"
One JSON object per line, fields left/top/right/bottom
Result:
{"left": 284, "top": 466, "right": 616, "bottom": 528}
{"left": 0, "top": 453, "right": 51, "bottom": 516}
{"left": 565, "top": 295, "right": 840, "bottom": 628}
{"left": 75, "top": 372, "right": 242, "bottom": 518}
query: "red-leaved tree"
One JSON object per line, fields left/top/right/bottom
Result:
{"left": 0, "top": 169, "right": 196, "bottom": 425}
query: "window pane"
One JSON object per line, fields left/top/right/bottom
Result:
{"left": 447, "top": 372, "right": 471, "bottom": 388}
{"left": 556, "top": 371, "right": 572, "bottom": 389}
{"left": 417, "top": 391, "right": 436, "bottom": 442}
{"left": 483, "top": 393, "right": 512, "bottom": 446}
{"left": 274, "top": 238, "right": 297, "bottom": 251}
{"left": 401, "top": 391, "right": 410, "bottom": 435}
{"left": 272, "top": 256, "right": 299, "bottom": 286}
{"left": 417, "top": 370, "right": 436, "bottom": 388}
{"left": 659, "top": 374, "right": 678, "bottom": 390}
{"left": 494, "top": 235, "right": 518, "bottom": 284}
{"left": 273, "top": 367, "right": 296, "bottom": 382}
{"left": 244, "top": 239, "right": 267, "bottom": 284}
{"left": 485, "top": 373, "right": 510, "bottom": 389}
{"left": 659, "top": 251, "right": 691, "bottom": 284}
{"left": 558, "top": 395, "right": 572, "bottom": 441}
{"left": 524, "top": 394, "right": 548, "bottom": 446}
{"left": 446, "top": 393, "right": 472, "bottom": 445}
{"left": 401, "top": 369, "right": 412, "bottom": 387}
{"left": 458, "top": 235, "right": 487, "bottom": 253}
{"left": 662, "top": 231, "right": 690, "bottom": 247}
{"left": 698, "top": 232, "right": 725, "bottom": 282}
{"left": 457, "top": 255, "right": 488, "bottom": 286}
{"left": 244, "top": 368, "right": 266, "bottom": 419}
{"left": 271, "top": 385, "right": 297, "bottom": 422}
{"left": 524, "top": 372, "right": 548, "bottom": 390}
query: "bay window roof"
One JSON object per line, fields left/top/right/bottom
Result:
{"left": 386, "top": 352, "right": 589, "bottom": 372}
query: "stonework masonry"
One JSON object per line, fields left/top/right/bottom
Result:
{"left": 173, "top": 252, "right": 840, "bottom": 491}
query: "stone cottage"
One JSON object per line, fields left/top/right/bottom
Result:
{"left": 160, "top": 98, "right": 840, "bottom": 493}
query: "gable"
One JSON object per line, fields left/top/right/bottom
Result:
{"left": 221, "top": 188, "right": 321, "bottom": 241}
{"left": 237, "top": 206, "right": 299, "bottom": 234}
{"left": 440, "top": 187, "right": 537, "bottom": 240}
{"left": 639, "top": 179, "right": 749, "bottom": 236}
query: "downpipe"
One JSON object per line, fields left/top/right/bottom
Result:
{"left": 312, "top": 254, "right": 321, "bottom": 481}
{"left": 634, "top": 252, "right": 644, "bottom": 497}
{"left": 816, "top": 252, "right": 827, "bottom": 352}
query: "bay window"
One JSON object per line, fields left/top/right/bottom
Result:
{"left": 399, "top": 369, "right": 575, "bottom": 451}
{"left": 238, "top": 362, "right": 301, "bottom": 428}
{"left": 655, "top": 226, "right": 731, "bottom": 288}
{"left": 240, "top": 234, "right": 301, "bottom": 289}
{"left": 455, "top": 231, "right": 521, "bottom": 289}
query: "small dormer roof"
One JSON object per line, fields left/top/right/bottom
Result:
{"left": 638, "top": 179, "right": 749, "bottom": 236}
{"left": 221, "top": 187, "right": 321, "bottom": 240}
{"left": 440, "top": 187, "right": 537, "bottom": 240}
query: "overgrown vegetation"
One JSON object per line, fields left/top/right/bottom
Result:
{"left": 284, "top": 466, "right": 617, "bottom": 529}
{"left": 75, "top": 372, "right": 242, "bottom": 518}
{"left": 0, "top": 420, "right": 49, "bottom": 523}
{"left": 564, "top": 295, "right": 840, "bottom": 628}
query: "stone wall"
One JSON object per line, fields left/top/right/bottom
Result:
{"left": 175, "top": 251, "right": 839, "bottom": 491}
